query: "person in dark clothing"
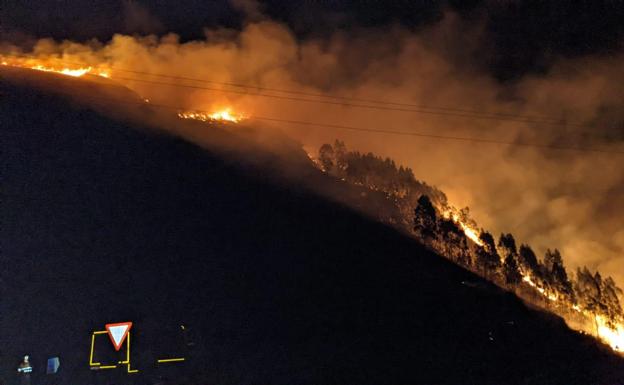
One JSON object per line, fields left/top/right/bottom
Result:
{"left": 17, "top": 355, "right": 32, "bottom": 385}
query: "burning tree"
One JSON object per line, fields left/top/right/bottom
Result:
{"left": 475, "top": 231, "right": 501, "bottom": 280}
{"left": 317, "top": 141, "right": 449, "bottom": 230}
{"left": 316, "top": 140, "right": 624, "bottom": 352}
{"left": 498, "top": 233, "right": 522, "bottom": 285}
{"left": 544, "top": 249, "right": 574, "bottom": 303}
{"left": 518, "top": 244, "right": 541, "bottom": 278}
{"left": 438, "top": 217, "right": 471, "bottom": 268}
{"left": 576, "top": 268, "right": 624, "bottom": 330}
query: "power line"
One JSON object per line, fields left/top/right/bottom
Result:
{"left": 2, "top": 62, "right": 619, "bottom": 153}
{"left": 113, "top": 75, "right": 587, "bottom": 127}
{"left": 92, "top": 70, "right": 608, "bottom": 141}
{"left": 250, "top": 117, "right": 622, "bottom": 154}
{"left": 1, "top": 53, "right": 587, "bottom": 126}
{"left": 70, "top": 94, "right": 623, "bottom": 155}
{"left": 108, "top": 67, "right": 571, "bottom": 124}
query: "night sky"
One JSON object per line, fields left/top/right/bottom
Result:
{"left": 2, "top": 0, "right": 624, "bottom": 80}
{"left": 2, "top": 1, "right": 624, "bottom": 384}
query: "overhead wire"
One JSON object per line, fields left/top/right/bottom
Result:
{"left": 1, "top": 53, "right": 588, "bottom": 126}
{"left": 63, "top": 92, "right": 624, "bottom": 155}
{"left": 1, "top": 57, "right": 620, "bottom": 154}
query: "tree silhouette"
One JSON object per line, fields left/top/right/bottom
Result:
{"left": 476, "top": 231, "right": 501, "bottom": 279}
{"left": 576, "top": 267, "right": 606, "bottom": 334}
{"left": 333, "top": 140, "right": 348, "bottom": 173}
{"left": 602, "top": 276, "right": 624, "bottom": 327}
{"left": 544, "top": 249, "right": 574, "bottom": 302}
{"left": 316, "top": 141, "right": 624, "bottom": 333}
{"left": 413, "top": 195, "right": 437, "bottom": 245}
{"left": 318, "top": 143, "right": 335, "bottom": 172}
{"left": 503, "top": 255, "right": 522, "bottom": 285}
{"left": 498, "top": 234, "right": 522, "bottom": 284}
{"left": 518, "top": 244, "right": 540, "bottom": 276}
{"left": 497, "top": 233, "right": 517, "bottom": 257}
{"left": 439, "top": 218, "right": 470, "bottom": 267}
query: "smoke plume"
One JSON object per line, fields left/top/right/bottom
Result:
{"left": 3, "top": 9, "right": 623, "bottom": 288}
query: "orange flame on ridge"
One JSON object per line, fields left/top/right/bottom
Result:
{"left": 1, "top": 56, "right": 111, "bottom": 78}
{"left": 178, "top": 108, "right": 246, "bottom": 123}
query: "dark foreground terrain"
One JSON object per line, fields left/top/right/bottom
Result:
{"left": 1, "top": 71, "right": 623, "bottom": 385}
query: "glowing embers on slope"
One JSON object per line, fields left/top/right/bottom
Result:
{"left": 441, "top": 210, "right": 483, "bottom": 246}
{"left": 595, "top": 316, "right": 624, "bottom": 352}
{"left": 460, "top": 224, "right": 483, "bottom": 246}
{"left": 521, "top": 275, "right": 559, "bottom": 302}
{"left": 0, "top": 57, "right": 111, "bottom": 78}
{"left": 521, "top": 275, "right": 624, "bottom": 352}
{"left": 178, "top": 108, "right": 246, "bottom": 123}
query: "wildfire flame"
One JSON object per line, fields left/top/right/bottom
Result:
{"left": 3, "top": 55, "right": 248, "bottom": 125}
{"left": 446, "top": 208, "right": 624, "bottom": 353}
{"left": 443, "top": 210, "right": 483, "bottom": 246}
{"left": 522, "top": 275, "right": 559, "bottom": 301}
{"left": 178, "top": 108, "right": 246, "bottom": 123}
{"left": 460, "top": 224, "right": 483, "bottom": 246}
{"left": 4, "top": 53, "right": 623, "bottom": 355}
{"left": 596, "top": 316, "right": 624, "bottom": 352}
{"left": 523, "top": 273, "right": 624, "bottom": 352}
{"left": 1, "top": 57, "right": 111, "bottom": 78}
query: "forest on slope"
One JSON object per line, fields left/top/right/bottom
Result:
{"left": 2, "top": 69, "right": 624, "bottom": 385}
{"left": 315, "top": 140, "right": 624, "bottom": 352}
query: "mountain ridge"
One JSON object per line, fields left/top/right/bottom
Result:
{"left": 1, "top": 71, "right": 623, "bottom": 385}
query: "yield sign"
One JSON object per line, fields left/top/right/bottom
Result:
{"left": 105, "top": 322, "right": 132, "bottom": 351}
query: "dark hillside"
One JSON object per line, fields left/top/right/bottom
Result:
{"left": 1, "top": 75, "right": 623, "bottom": 385}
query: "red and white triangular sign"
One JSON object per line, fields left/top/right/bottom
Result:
{"left": 105, "top": 322, "right": 132, "bottom": 351}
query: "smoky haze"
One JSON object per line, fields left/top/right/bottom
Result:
{"left": 3, "top": 9, "right": 623, "bottom": 289}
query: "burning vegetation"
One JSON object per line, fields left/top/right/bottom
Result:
{"left": 1, "top": 56, "right": 111, "bottom": 78}
{"left": 1, "top": 48, "right": 622, "bottom": 354}
{"left": 1, "top": 55, "right": 247, "bottom": 125}
{"left": 316, "top": 140, "right": 624, "bottom": 353}
{"left": 178, "top": 108, "right": 246, "bottom": 124}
